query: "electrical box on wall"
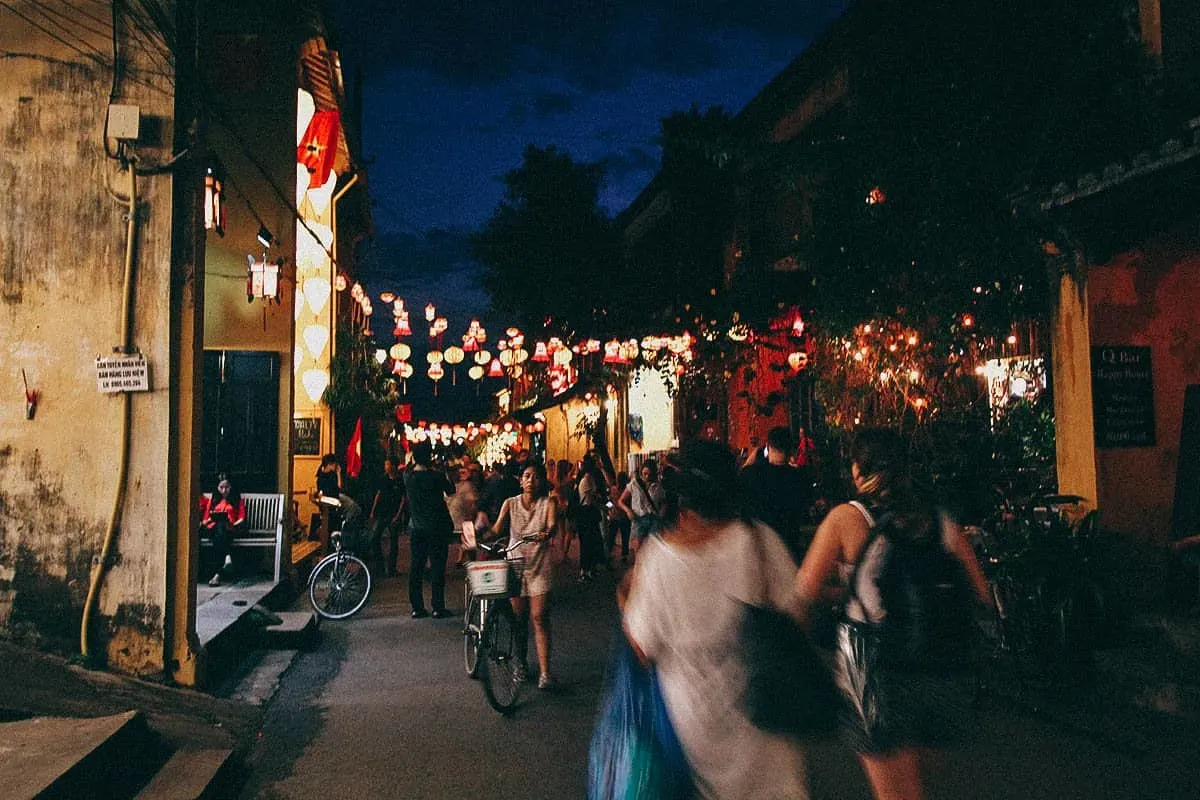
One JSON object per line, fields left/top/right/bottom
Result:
{"left": 107, "top": 104, "right": 141, "bottom": 141}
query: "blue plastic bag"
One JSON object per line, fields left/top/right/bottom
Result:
{"left": 588, "top": 635, "right": 693, "bottom": 800}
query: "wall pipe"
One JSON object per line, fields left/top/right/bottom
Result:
{"left": 81, "top": 162, "right": 138, "bottom": 661}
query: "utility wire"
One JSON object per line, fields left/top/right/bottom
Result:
{"left": 27, "top": 0, "right": 108, "bottom": 41}
{"left": 0, "top": 1, "right": 103, "bottom": 60}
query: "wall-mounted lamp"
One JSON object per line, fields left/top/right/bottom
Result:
{"left": 247, "top": 254, "right": 282, "bottom": 303}
{"left": 256, "top": 225, "right": 275, "bottom": 249}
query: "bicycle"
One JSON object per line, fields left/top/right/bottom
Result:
{"left": 970, "top": 493, "right": 1107, "bottom": 699}
{"left": 308, "top": 497, "right": 373, "bottom": 620}
{"left": 462, "top": 533, "right": 539, "bottom": 714}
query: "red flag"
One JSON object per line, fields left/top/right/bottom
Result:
{"left": 296, "top": 110, "right": 341, "bottom": 189}
{"left": 345, "top": 416, "right": 363, "bottom": 478}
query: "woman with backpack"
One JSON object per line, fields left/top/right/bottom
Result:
{"left": 795, "top": 428, "right": 990, "bottom": 800}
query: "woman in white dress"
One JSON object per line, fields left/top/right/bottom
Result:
{"left": 621, "top": 441, "right": 809, "bottom": 799}
{"left": 492, "top": 461, "right": 559, "bottom": 689}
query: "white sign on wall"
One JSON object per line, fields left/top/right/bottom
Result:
{"left": 95, "top": 354, "right": 150, "bottom": 393}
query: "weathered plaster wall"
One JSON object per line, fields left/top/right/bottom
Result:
{"left": 1089, "top": 222, "right": 1200, "bottom": 541}
{"left": 0, "top": 15, "right": 179, "bottom": 673}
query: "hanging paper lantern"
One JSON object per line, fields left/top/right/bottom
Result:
{"left": 351, "top": 283, "right": 364, "bottom": 301}
{"left": 586, "top": 339, "right": 602, "bottom": 354}
{"left": 475, "top": 327, "right": 487, "bottom": 344}
{"left": 620, "top": 339, "right": 639, "bottom": 361}
{"left": 427, "top": 350, "right": 444, "bottom": 365}
{"left": 514, "top": 348, "right": 529, "bottom": 364}
{"left": 462, "top": 334, "right": 479, "bottom": 352}
{"left": 425, "top": 302, "right": 436, "bottom": 322}
{"left": 374, "top": 349, "right": 388, "bottom": 364}
{"left": 397, "top": 361, "right": 414, "bottom": 378}
{"left": 334, "top": 273, "right": 348, "bottom": 292}
{"left": 444, "top": 346, "right": 464, "bottom": 365}
{"left": 603, "top": 339, "right": 622, "bottom": 364}
{"left": 474, "top": 350, "right": 491, "bottom": 366}
{"left": 428, "top": 362, "right": 445, "bottom": 395}
{"left": 533, "top": 342, "right": 550, "bottom": 363}
{"left": 488, "top": 358, "right": 504, "bottom": 378}
{"left": 468, "top": 365, "right": 484, "bottom": 381}
{"left": 389, "top": 343, "right": 411, "bottom": 361}
{"left": 553, "top": 348, "right": 573, "bottom": 366}
{"left": 434, "top": 316, "right": 449, "bottom": 334}
{"left": 505, "top": 327, "right": 519, "bottom": 338}
{"left": 393, "top": 318, "right": 412, "bottom": 337}
{"left": 499, "top": 349, "right": 515, "bottom": 367}
{"left": 380, "top": 291, "right": 395, "bottom": 303}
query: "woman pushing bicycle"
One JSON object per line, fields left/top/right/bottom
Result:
{"left": 490, "top": 461, "right": 559, "bottom": 689}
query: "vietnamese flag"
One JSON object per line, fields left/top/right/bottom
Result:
{"left": 297, "top": 110, "right": 341, "bottom": 189}
{"left": 345, "top": 416, "right": 363, "bottom": 478}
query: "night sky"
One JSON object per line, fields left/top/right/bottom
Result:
{"left": 329, "top": 1, "right": 851, "bottom": 420}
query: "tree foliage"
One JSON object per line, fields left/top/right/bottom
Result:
{"left": 471, "top": 145, "right": 619, "bottom": 338}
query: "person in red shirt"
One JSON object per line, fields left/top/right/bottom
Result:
{"left": 200, "top": 474, "right": 247, "bottom": 586}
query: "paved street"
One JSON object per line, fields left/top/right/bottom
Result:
{"left": 242, "top": 557, "right": 1200, "bottom": 800}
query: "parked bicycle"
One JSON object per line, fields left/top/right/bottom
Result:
{"left": 463, "top": 533, "right": 538, "bottom": 713}
{"left": 970, "top": 492, "right": 1108, "bottom": 696}
{"left": 308, "top": 496, "right": 373, "bottom": 620}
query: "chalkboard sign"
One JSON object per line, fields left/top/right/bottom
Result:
{"left": 1092, "top": 346, "right": 1155, "bottom": 448}
{"left": 293, "top": 417, "right": 322, "bottom": 456}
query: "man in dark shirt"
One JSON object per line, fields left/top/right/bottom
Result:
{"left": 741, "top": 426, "right": 816, "bottom": 563}
{"left": 404, "top": 442, "right": 456, "bottom": 618}
{"left": 368, "top": 457, "right": 407, "bottom": 577}
{"left": 481, "top": 459, "right": 522, "bottom": 521}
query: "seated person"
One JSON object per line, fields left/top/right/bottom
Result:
{"left": 200, "top": 474, "right": 246, "bottom": 586}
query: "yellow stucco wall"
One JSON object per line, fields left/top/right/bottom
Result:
{"left": 0, "top": 16, "right": 181, "bottom": 673}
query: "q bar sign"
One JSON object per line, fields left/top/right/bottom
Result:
{"left": 96, "top": 353, "right": 150, "bottom": 393}
{"left": 1091, "top": 346, "right": 1154, "bottom": 448}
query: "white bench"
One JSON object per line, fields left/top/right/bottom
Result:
{"left": 200, "top": 492, "right": 285, "bottom": 583}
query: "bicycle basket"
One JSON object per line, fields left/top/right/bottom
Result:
{"left": 467, "top": 561, "right": 510, "bottom": 596}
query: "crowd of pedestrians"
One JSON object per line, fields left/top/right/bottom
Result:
{"left": 266, "top": 421, "right": 990, "bottom": 800}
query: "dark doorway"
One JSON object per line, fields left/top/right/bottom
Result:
{"left": 201, "top": 350, "right": 280, "bottom": 494}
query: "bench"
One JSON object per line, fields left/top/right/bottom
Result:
{"left": 200, "top": 492, "right": 285, "bottom": 583}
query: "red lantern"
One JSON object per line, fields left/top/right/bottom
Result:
{"left": 532, "top": 341, "right": 550, "bottom": 363}
{"left": 488, "top": 358, "right": 504, "bottom": 378}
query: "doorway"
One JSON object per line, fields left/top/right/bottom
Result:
{"left": 201, "top": 350, "right": 280, "bottom": 494}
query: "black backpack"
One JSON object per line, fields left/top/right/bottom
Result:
{"left": 848, "top": 506, "right": 977, "bottom": 672}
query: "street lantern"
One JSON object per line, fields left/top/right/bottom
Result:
{"left": 203, "top": 164, "right": 225, "bottom": 235}
{"left": 246, "top": 254, "right": 281, "bottom": 303}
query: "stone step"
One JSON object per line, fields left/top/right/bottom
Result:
{"left": 256, "top": 610, "right": 320, "bottom": 650}
{"left": 0, "top": 710, "right": 167, "bottom": 799}
{"left": 134, "top": 748, "right": 236, "bottom": 800}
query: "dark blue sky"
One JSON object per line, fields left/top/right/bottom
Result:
{"left": 329, "top": 0, "right": 850, "bottom": 419}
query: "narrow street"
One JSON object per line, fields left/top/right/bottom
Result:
{"left": 242, "top": 556, "right": 1200, "bottom": 800}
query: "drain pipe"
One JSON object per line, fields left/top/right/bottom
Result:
{"left": 81, "top": 162, "right": 138, "bottom": 662}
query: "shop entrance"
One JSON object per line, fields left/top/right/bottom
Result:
{"left": 201, "top": 350, "right": 280, "bottom": 493}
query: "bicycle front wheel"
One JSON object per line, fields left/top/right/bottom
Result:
{"left": 464, "top": 594, "right": 484, "bottom": 679}
{"left": 309, "top": 553, "right": 372, "bottom": 620}
{"left": 479, "top": 601, "right": 523, "bottom": 713}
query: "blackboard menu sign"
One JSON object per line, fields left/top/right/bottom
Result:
{"left": 293, "top": 417, "right": 322, "bottom": 456}
{"left": 1092, "top": 346, "right": 1155, "bottom": 448}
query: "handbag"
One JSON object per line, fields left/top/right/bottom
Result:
{"left": 588, "top": 634, "right": 693, "bottom": 800}
{"left": 739, "top": 526, "right": 841, "bottom": 739}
